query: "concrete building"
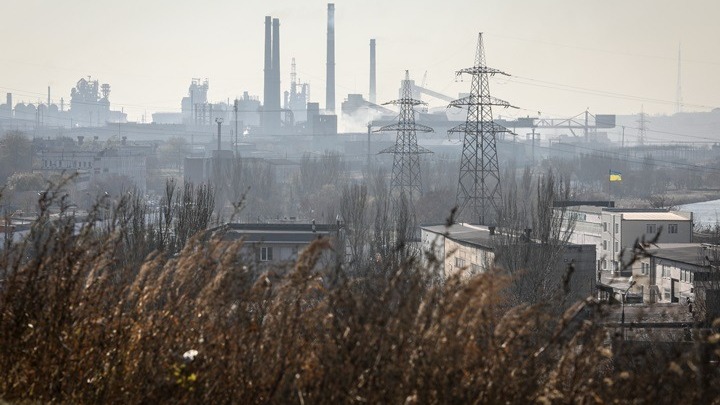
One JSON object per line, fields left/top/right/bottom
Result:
{"left": 39, "top": 140, "right": 150, "bottom": 193}
{"left": 563, "top": 205, "right": 693, "bottom": 274}
{"left": 627, "top": 243, "right": 720, "bottom": 316}
{"left": 420, "top": 223, "right": 597, "bottom": 303}
{"left": 222, "top": 222, "right": 341, "bottom": 265}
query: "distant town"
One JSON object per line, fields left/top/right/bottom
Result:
{"left": 1, "top": 2, "right": 719, "bottom": 403}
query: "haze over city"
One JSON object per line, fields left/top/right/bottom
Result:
{"left": 2, "top": 1, "right": 720, "bottom": 402}
{"left": 2, "top": 0, "right": 719, "bottom": 122}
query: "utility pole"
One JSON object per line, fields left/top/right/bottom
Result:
{"left": 216, "top": 117, "right": 223, "bottom": 152}
{"left": 450, "top": 33, "right": 515, "bottom": 225}
{"left": 234, "top": 99, "right": 239, "bottom": 157}
{"left": 215, "top": 117, "right": 223, "bottom": 189}
{"left": 676, "top": 43, "right": 683, "bottom": 114}
{"left": 367, "top": 121, "right": 372, "bottom": 173}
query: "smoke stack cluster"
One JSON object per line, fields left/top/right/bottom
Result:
{"left": 369, "top": 39, "right": 376, "bottom": 104}
{"left": 326, "top": 3, "right": 335, "bottom": 113}
{"left": 263, "top": 16, "right": 282, "bottom": 133}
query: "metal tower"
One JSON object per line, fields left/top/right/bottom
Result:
{"left": 676, "top": 43, "right": 683, "bottom": 114}
{"left": 637, "top": 105, "right": 649, "bottom": 145}
{"left": 450, "top": 33, "right": 515, "bottom": 225}
{"left": 376, "top": 70, "right": 433, "bottom": 213}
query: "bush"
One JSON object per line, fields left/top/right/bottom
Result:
{"left": 0, "top": 186, "right": 718, "bottom": 403}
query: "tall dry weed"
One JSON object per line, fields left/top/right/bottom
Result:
{"left": 0, "top": 189, "right": 718, "bottom": 403}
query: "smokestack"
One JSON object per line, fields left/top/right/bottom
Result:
{"left": 263, "top": 16, "right": 272, "bottom": 119}
{"left": 272, "top": 17, "right": 281, "bottom": 117}
{"left": 6, "top": 93, "right": 11, "bottom": 110}
{"left": 369, "top": 39, "right": 376, "bottom": 104}
{"left": 47, "top": 86, "right": 51, "bottom": 106}
{"left": 326, "top": 3, "right": 335, "bottom": 113}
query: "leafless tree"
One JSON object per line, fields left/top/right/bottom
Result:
{"left": 340, "top": 183, "right": 369, "bottom": 263}
{"left": 493, "top": 169, "right": 576, "bottom": 306}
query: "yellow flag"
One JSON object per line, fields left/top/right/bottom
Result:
{"left": 609, "top": 170, "right": 622, "bottom": 182}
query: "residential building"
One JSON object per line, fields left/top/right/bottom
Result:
{"left": 221, "top": 222, "right": 341, "bottom": 265}
{"left": 420, "top": 223, "right": 597, "bottom": 303}
{"left": 38, "top": 140, "right": 150, "bottom": 193}
{"left": 624, "top": 243, "right": 720, "bottom": 321}
{"left": 563, "top": 205, "right": 693, "bottom": 275}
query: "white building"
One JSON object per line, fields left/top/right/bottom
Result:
{"left": 624, "top": 243, "right": 720, "bottom": 321}
{"left": 563, "top": 206, "right": 693, "bottom": 275}
{"left": 39, "top": 143, "right": 150, "bottom": 193}
{"left": 420, "top": 223, "right": 597, "bottom": 303}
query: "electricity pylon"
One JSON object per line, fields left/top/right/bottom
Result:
{"left": 637, "top": 105, "right": 649, "bottom": 146}
{"left": 449, "top": 33, "right": 516, "bottom": 225}
{"left": 375, "top": 70, "right": 434, "bottom": 219}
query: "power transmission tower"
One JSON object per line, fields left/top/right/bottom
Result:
{"left": 450, "top": 33, "right": 515, "bottom": 225}
{"left": 676, "top": 43, "right": 683, "bottom": 114}
{"left": 375, "top": 70, "right": 434, "bottom": 218}
{"left": 637, "top": 105, "right": 649, "bottom": 146}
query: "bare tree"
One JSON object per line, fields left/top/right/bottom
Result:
{"left": 493, "top": 169, "right": 576, "bottom": 306}
{"left": 0, "top": 131, "right": 32, "bottom": 183}
{"left": 340, "top": 183, "right": 369, "bottom": 263}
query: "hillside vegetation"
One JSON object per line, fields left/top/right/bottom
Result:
{"left": 0, "top": 186, "right": 718, "bottom": 404}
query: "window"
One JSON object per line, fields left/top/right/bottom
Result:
{"left": 603, "top": 222, "right": 608, "bottom": 232}
{"left": 668, "top": 224, "right": 678, "bottom": 234}
{"left": 260, "top": 247, "right": 273, "bottom": 261}
{"left": 662, "top": 265, "right": 668, "bottom": 278}
{"left": 602, "top": 260, "right": 607, "bottom": 270}
{"left": 614, "top": 223, "right": 619, "bottom": 233}
{"left": 664, "top": 288, "right": 671, "bottom": 300}
{"left": 603, "top": 240, "right": 608, "bottom": 251}
{"left": 646, "top": 224, "right": 656, "bottom": 234}
{"left": 614, "top": 241, "right": 619, "bottom": 251}
{"left": 455, "top": 257, "right": 466, "bottom": 268}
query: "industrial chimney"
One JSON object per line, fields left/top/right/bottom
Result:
{"left": 369, "top": 39, "right": 376, "bottom": 104}
{"left": 272, "top": 17, "right": 281, "bottom": 128}
{"left": 326, "top": 3, "right": 335, "bottom": 113}
{"left": 263, "top": 16, "right": 272, "bottom": 130}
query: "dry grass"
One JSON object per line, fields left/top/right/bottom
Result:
{"left": 0, "top": 189, "right": 719, "bottom": 404}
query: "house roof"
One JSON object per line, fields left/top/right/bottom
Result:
{"left": 645, "top": 243, "right": 714, "bottom": 268}
{"left": 421, "top": 224, "right": 495, "bottom": 249}
{"left": 220, "top": 223, "right": 338, "bottom": 244}
{"left": 621, "top": 212, "right": 690, "bottom": 221}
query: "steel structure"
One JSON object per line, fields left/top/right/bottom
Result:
{"left": 376, "top": 71, "right": 433, "bottom": 214}
{"left": 637, "top": 105, "right": 649, "bottom": 146}
{"left": 450, "top": 33, "right": 515, "bottom": 225}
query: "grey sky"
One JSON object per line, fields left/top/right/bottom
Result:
{"left": 1, "top": 0, "right": 718, "bottom": 122}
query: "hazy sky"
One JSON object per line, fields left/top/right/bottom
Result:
{"left": 2, "top": 0, "right": 719, "bottom": 122}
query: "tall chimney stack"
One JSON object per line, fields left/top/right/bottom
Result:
{"left": 326, "top": 3, "right": 335, "bottom": 113}
{"left": 47, "top": 86, "right": 51, "bottom": 106}
{"left": 272, "top": 17, "right": 281, "bottom": 126}
{"left": 369, "top": 39, "right": 376, "bottom": 104}
{"left": 263, "top": 16, "right": 272, "bottom": 130}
